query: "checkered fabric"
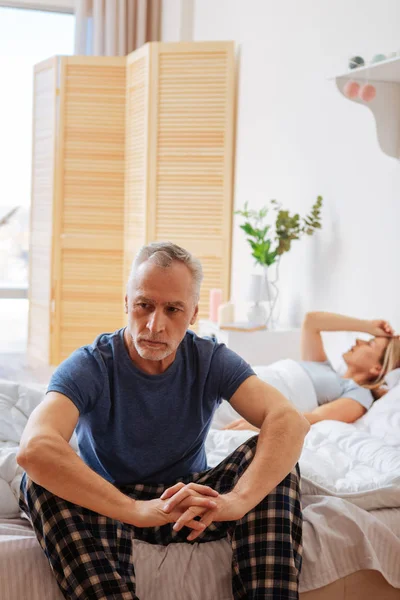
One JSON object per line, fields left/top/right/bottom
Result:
{"left": 19, "top": 435, "right": 302, "bottom": 599}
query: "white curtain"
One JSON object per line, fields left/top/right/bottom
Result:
{"left": 74, "top": 0, "right": 161, "bottom": 56}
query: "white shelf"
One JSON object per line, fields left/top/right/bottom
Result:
{"left": 335, "top": 56, "right": 400, "bottom": 83}
{"left": 335, "top": 57, "right": 400, "bottom": 159}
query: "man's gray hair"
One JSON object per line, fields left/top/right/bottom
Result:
{"left": 129, "top": 241, "right": 203, "bottom": 303}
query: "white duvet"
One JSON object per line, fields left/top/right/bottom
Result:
{"left": 208, "top": 361, "right": 400, "bottom": 512}
{"left": 1, "top": 364, "right": 400, "bottom": 518}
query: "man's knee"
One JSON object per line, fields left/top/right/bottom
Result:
{"left": 279, "top": 464, "right": 301, "bottom": 497}
{"left": 235, "top": 434, "right": 259, "bottom": 462}
{"left": 19, "top": 473, "right": 57, "bottom": 516}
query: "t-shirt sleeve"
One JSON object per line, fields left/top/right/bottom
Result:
{"left": 341, "top": 380, "right": 374, "bottom": 410}
{"left": 47, "top": 347, "right": 105, "bottom": 414}
{"left": 211, "top": 343, "right": 256, "bottom": 401}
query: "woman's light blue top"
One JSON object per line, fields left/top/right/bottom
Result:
{"left": 298, "top": 360, "right": 374, "bottom": 410}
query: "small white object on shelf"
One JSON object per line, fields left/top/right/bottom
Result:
{"left": 217, "top": 301, "right": 235, "bottom": 326}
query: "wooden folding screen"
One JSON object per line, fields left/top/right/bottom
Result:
{"left": 28, "top": 56, "right": 126, "bottom": 365}
{"left": 29, "top": 42, "right": 235, "bottom": 365}
{"left": 125, "top": 41, "right": 236, "bottom": 321}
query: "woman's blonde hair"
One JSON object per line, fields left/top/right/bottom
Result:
{"left": 363, "top": 337, "right": 400, "bottom": 395}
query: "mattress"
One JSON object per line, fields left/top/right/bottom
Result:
{"left": 1, "top": 498, "right": 400, "bottom": 600}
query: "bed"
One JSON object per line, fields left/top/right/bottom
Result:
{"left": 1, "top": 372, "right": 400, "bottom": 600}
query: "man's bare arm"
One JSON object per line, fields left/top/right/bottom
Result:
{"left": 18, "top": 391, "right": 217, "bottom": 529}
{"left": 164, "top": 376, "right": 310, "bottom": 538}
{"left": 17, "top": 391, "right": 137, "bottom": 522}
{"left": 227, "top": 376, "right": 310, "bottom": 509}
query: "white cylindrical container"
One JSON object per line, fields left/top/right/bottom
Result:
{"left": 217, "top": 301, "right": 235, "bottom": 326}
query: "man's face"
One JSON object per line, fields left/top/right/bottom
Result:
{"left": 125, "top": 260, "right": 198, "bottom": 363}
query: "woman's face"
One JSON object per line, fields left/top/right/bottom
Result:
{"left": 343, "top": 336, "right": 389, "bottom": 377}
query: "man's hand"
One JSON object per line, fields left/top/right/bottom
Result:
{"left": 162, "top": 485, "right": 250, "bottom": 541}
{"left": 222, "top": 418, "right": 260, "bottom": 432}
{"left": 132, "top": 483, "right": 219, "bottom": 535}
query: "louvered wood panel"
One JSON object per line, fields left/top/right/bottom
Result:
{"left": 147, "top": 42, "right": 235, "bottom": 319}
{"left": 124, "top": 46, "right": 149, "bottom": 283}
{"left": 28, "top": 58, "right": 57, "bottom": 363}
{"left": 56, "top": 57, "right": 126, "bottom": 362}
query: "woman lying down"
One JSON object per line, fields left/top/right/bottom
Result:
{"left": 223, "top": 311, "right": 400, "bottom": 431}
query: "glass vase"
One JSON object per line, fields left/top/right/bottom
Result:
{"left": 263, "top": 262, "right": 280, "bottom": 329}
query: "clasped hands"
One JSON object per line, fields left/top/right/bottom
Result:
{"left": 133, "top": 482, "right": 248, "bottom": 541}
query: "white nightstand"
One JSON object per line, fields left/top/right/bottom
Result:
{"left": 198, "top": 320, "right": 302, "bottom": 366}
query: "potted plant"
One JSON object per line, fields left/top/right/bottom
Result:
{"left": 235, "top": 196, "right": 323, "bottom": 327}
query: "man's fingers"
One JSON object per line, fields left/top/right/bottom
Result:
{"left": 162, "top": 483, "right": 218, "bottom": 512}
{"left": 178, "top": 496, "right": 217, "bottom": 512}
{"left": 200, "top": 511, "right": 215, "bottom": 528}
{"left": 161, "top": 482, "right": 218, "bottom": 501}
{"left": 187, "top": 528, "right": 204, "bottom": 541}
{"left": 163, "top": 491, "right": 217, "bottom": 514}
{"left": 186, "top": 483, "right": 219, "bottom": 497}
{"left": 182, "top": 518, "right": 207, "bottom": 533}
{"left": 160, "top": 482, "right": 185, "bottom": 500}
{"left": 173, "top": 506, "right": 206, "bottom": 531}
{"left": 186, "top": 510, "right": 216, "bottom": 541}
{"left": 162, "top": 488, "right": 194, "bottom": 512}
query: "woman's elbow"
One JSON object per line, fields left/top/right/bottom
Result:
{"left": 346, "top": 406, "right": 367, "bottom": 423}
{"left": 302, "top": 312, "right": 319, "bottom": 330}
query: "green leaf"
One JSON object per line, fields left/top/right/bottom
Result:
{"left": 240, "top": 222, "right": 257, "bottom": 237}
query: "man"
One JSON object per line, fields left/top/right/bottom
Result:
{"left": 18, "top": 241, "right": 310, "bottom": 600}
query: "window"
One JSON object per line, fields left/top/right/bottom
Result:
{"left": 0, "top": 6, "right": 74, "bottom": 352}
{"left": 0, "top": 6, "right": 75, "bottom": 294}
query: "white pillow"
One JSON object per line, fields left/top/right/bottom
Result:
{"left": 0, "top": 379, "right": 79, "bottom": 518}
{"left": 385, "top": 368, "right": 400, "bottom": 389}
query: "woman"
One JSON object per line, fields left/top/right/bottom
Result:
{"left": 224, "top": 311, "right": 400, "bottom": 429}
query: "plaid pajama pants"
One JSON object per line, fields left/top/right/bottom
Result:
{"left": 19, "top": 435, "right": 303, "bottom": 600}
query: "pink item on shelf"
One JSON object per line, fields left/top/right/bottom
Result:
{"left": 209, "top": 288, "right": 223, "bottom": 322}
{"left": 343, "top": 80, "right": 360, "bottom": 99}
{"left": 359, "top": 84, "right": 376, "bottom": 102}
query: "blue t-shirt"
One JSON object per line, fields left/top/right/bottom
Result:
{"left": 298, "top": 360, "right": 374, "bottom": 410}
{"left": 48, "top": 328, "right": 255, "bottom": 485}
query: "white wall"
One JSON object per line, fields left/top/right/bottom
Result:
{"left": 161, "top": 0, "right": 182, "bottom": 42}
{"left": 162, "top": 0, "right": 400, "bottom": 330}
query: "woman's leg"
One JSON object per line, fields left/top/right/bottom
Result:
{"left": 190, "top": 435, "right": 303, "bottom": 600}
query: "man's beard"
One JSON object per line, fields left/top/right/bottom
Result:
{"left": 134, "top": 336, "right": 174, "bottom": 361}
